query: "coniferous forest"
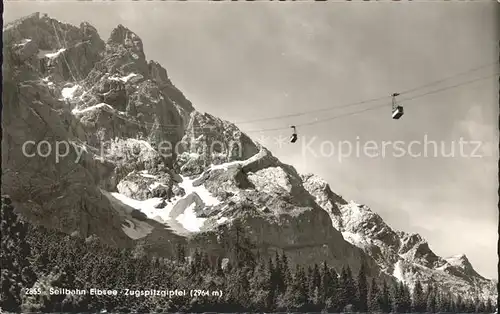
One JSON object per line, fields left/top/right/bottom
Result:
{"left": 1, "top": 196, "right": 496, "bottom": 313}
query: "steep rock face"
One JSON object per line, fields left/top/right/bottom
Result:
{"left": 1, "top": 81, "right": 130, "bottom": 247}
{"left": 117, "top": 170, "right": 172, "bottom": 201}
{"left": 2, "top": 14, "right": 191, "bottom": 251}
{"left": 175, "top": 111, "right": 260, "bottom": 177}
{"left": 105, "top": 24, "right": 148, "bottom": 78}
{"left": 443, "top": 254, "right": 485, "bottom": 282}
{"left": 4, "top": 13, "right": 105, "bottom": 84}
{"left": 179, "top": 148, "right": 384, "bottom": 276}
{"left": 148, "top": 60, "right": 194, "bottom": 113}
{"left": 301, "top": 173, "right": 347, "bottom": 230}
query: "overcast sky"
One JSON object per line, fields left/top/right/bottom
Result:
{"left": 5, "top": 2, "right": 499, "bottom": 280}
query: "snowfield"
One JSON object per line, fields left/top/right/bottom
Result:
{"left": 176, "top": 203, "right": 205, "bottom": 232}
{"left": 341, "top": 231, "right": 369, "bottom": 248}
{"left": 178, "top": 175, "right": 221, "bottom": 207}
{"left": 14, "top": 38, "right": 32, "bottom": 47}
{"left": 107, "top": 171, "right": 223, "bottom": 237}
{"left": 71, "top": 103, "right": 112, "bottom": 114}
{"left": 61, "top": 85, "right": 79, "bottom": 99}
{"left": 393, "top": 260, "right": 406, "bottom": 283}
{"left": 139, "top": 170, "right": 156, "bottom": 179}
{"left": 71, "top": 102, "right": 127, "bottom": 116}
{"left": 109, "top": 73, "right": 138, "bottom": 83}
{"left": 110, "top": 192, "right": 172, "bottom": 223}
{"left": 38, "top": 48, "right": 66, "bottom": 59}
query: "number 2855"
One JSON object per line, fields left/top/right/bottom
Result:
{"left": 25, "top": 288, "right": 42, "bottom": 295}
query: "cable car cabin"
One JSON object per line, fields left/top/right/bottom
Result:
{"left": 392, "top": 106, "right": 404, "bottom": 119}
{"left": 290, "top": 125, "right": 298, "bottom": 143}
{"left": 391, "top": 92, "right": 404, "bottom": 120}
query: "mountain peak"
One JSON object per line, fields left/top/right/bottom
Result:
{"left": 108, "top": 24, "right": 142, "bottom": 46}
{"left": 446, "top": 254, "right": 471, "bottom": 267}
{"left": 443, "top": 253, "right": 486, "bottom": 281}
{"left": 4, "top": 12, "right": 40, "bottom": 30}
{"left": 106, "top": 24, "right": 147, "bottom": 65}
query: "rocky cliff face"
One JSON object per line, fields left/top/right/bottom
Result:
{"left": 2, "top": 12, "right": 496, "bottom": 301}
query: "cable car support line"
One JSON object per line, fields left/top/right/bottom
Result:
{"left": 244, "top": 71, "right": 499, "bottom": 134}
{"left": 233, "top": 61, "right": 499, "bottom": 125}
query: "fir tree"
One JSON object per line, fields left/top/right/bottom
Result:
{"left": 456, "top": 294, "right": 464, "bottom": 313}
{"left": 345, "top": 266, "right": 357, "bottom": 309}
{"left": 327, "top": 265, "right": 340, "bottom": 311}
{"left": 280, "top": 252, "right": 292, "bottom": 290}
{"left": 368, "top": 277, "right": 381, "bottom": 313}
{"left": 474, "top": 295, "right": 486, "bottom": 313}
{"left": 381, "top": 280, "right": 391, "bottom": 313}
{"left": 337, "top": 267, "right": 349, "bottom": 311}
{"left": 401, "top": 282, "right": 412, "bottom": 313}
{"left": 249, "top": 259, "right": 270, "bottom": 310}
{"left": 201, "top": 251, "right": 211, "bottom": 272}
{"left": 391, "top": 282, "right": 402, "bottom": 313}
{"left": 412, "top": 279, "right": 425, "bottom": 313}
{"left": 485, "top": 298, "right": 493, "bottom": 313}
{"left": 320, "top": 262, "right": 332, "bottom": 305}
{"left": 292, "top": 265, "right": 308, "bottom": 310}
{"left": 1, "top": 196, "right": 35, "bottom": 312}
{"left": 357, "top": 262, "right": 368, "bottom": 312}
{"left": 175, "top": 242, "right": 185, "bottom": 264}
{"left": 274, "top": 251, "right": 285, "bottom": 295}
{"left": 425, "top": 284, "right": 437, "bottom": 313}
{"left": 312, "top": 263, "right": 321, "bottom": 288}
{"left": 308, "top": 264, "right": 322, "bottom": 309}
{"left": 267, "top": 257, "right": 276, "bottom": 310}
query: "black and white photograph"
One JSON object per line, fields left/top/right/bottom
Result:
{"left": 1, "top": 1, "right": 498, "bottom": 313}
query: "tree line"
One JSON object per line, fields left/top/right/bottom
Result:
{"left": 1, "top": 196, "right": 496, "bottom": 313}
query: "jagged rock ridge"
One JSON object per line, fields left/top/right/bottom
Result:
{"left": 2, "top": 12, "right": 496, "bottom": 301}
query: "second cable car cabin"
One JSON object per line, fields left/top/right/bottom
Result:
{"left": 392, "top": 93, "right": 404, "bottom": 120}
{"left": 290, "top": 126, "right": 298, "bottom": 143}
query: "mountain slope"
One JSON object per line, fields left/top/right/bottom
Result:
{"left": 301, "top": 174, "right": 497, "bottom": 300}
{"left": 2, "top": 12, "right": 496, "bottom": 301}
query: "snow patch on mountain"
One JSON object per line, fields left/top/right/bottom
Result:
{"left": 109, "top": 73, "right": 138, "bottom": 83}
{"left": 179, "top": 175, "right": 221, "bottom": 207}
{"left": 71, "top": 102, "right": 112, "bottom": 114}
{"left": 38, "top": 48, "right": 66, "bottom": 59}
{"left": 176, "top": 203, "right": 205, "bottom": 232}
{"left": 217, "top": 216, "right": 229, "bottom": 224}
{"left": 110, "top": 192, "right": 173, "bottom": 223}
{"left": 139, "top": 170, "right": 156, "bottom": 179}
{"left": 342, "top": 231, "right": 369, "bottom": 248}
{"left": 14, "top": 38, "right": 32, "bottom": 47}
{"left": 73, "top": 103, "right": 128, "bottom": 117}
{"left": 110, "top": 171, "right": 222, "bottom": 236}
{"left": 62, "top": 84, "right": 80, "bottom": 99}
{"left": 210, "top": 160, "right": 244, "bottom": 171}
{"left": 393, "top": 260, "right": 405, "bottom": 283}
{"left": 149, "top": 182, "right": 166, "bottom": 191}
{"left": 42, "top": 77, "right": 54, "bottom": 86}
